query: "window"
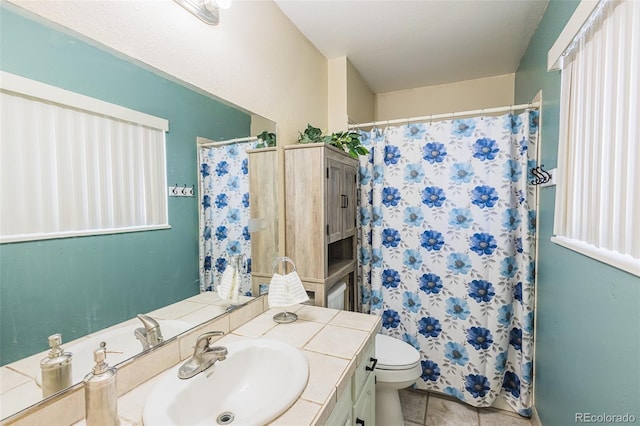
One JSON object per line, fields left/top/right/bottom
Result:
{"left": 0, "top": 72, "right": 170, "bottom": 243}
{"left": 549, "top": 0, "right": 639, "bottom": 276}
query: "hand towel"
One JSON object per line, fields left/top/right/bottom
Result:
{"left": 268, "top": 271, "right": 309, "bottom": 308}
{"left": 283, "top": 271, "right": 309, "bottom": 305}
{"left": 217, "top": 265, "right": 236, "bottom": 300}
{"left": 267, "top": 273, "right": 289, "bottom": 308}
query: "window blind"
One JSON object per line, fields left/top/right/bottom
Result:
{"left": 553, "top": 0, "right": 640, "bottom": 276}
{"left": 0, "top": 80, "right": 169, "bottom": 243}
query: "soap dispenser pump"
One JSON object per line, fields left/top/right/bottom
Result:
{"left": 40, "top": 334, "right": 73, "bottom": 398}
{"left": 83, "top": 343, "right": 119, "bottom": 426}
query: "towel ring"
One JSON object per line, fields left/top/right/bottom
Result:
{"left": 272, "top": 256, "right": 296, "bottom": 275}
{"left": 271, "top": 256, "right": 301, "bottom": 324}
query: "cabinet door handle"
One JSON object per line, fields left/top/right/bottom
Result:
{"left": 344, "top": 195, "right": 348, "bottom": 208}
{"left": 365, "top": 357, "right": 378, "bottom": 371}
{"left": 356, "top": 419, "right": 365, "bottom": 426}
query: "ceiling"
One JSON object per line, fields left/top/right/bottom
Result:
{"left": 273, "top": 0, "right": 549, "bottom": 94}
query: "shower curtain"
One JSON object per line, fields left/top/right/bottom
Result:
{"left": 358, "top": 111, "right": 538, "bottom": 415}
{"left": 198, "top": 141, "right": 258, "bottom": 295}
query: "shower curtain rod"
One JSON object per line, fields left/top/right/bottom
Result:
{"left": 197, "top": 135, "right": 258, "bottom": 147}
{"left": 348, "top": 101, "right": 540, "bottom": 130}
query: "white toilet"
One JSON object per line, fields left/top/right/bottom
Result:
{"left": 374, "top": 333, "right": 422, "bottom": 426}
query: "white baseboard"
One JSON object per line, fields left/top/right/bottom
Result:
{"left": 531, "top": 406, "right": 542, "bottom": 426}
{"left": 491, "top": 394, "right": 518, "bottom": 414}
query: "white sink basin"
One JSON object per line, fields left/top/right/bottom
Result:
{"left": 37, "top": 319, "right": 191, "bottom": 386}
{"left": 143, "top": 338, "right": 309, "bottom": 426}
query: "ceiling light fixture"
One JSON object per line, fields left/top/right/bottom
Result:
{"left": 174, "top": 0, "right": 231, "bottom": 25}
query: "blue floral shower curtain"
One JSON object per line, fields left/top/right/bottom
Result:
{"left": 358, "top": 111, "right": 538, "bottom": 415}
{"left": 199, "top": 142, "right": 258, "bottom": 295}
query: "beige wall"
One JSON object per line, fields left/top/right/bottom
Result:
{"left": 7, "top": 0, "right": 328, "bottom": 145}
{"left": 328, "top": 56, "right": 375, "bottom": 131}
{"left": 375, "top": 73, "right": 515, "bottom": 121}
{"left": 250, "top": 114, "right": 277, "bottom": 139}
{"left": 346, "top": 59, "right": 375, "bottom": 126}
{"left": 328, "top": 57, "right": 348, "bottom": 132}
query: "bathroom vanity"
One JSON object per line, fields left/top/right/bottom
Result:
{"left": 1, "top": 297, "right": 380, "bottom": 426}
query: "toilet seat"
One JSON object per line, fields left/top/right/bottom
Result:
{"left": 375, "top": 334, "right": 421, "bottom": 371}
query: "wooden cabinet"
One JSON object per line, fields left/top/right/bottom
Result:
{"left": 327, "top": 157, "right": 357, "bottom": 243}
{"left": 247, "top": 147, "right": 279, "bottom": 296}
{"left": 284, "top": 143, "right": 358, "bottom": 307}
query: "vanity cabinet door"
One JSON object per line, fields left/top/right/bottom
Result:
{"left": 326, "top": 384, "right": 353, "bottom": 426}
{"left": 353, "top": 373, "right": 375, "bottom": 426}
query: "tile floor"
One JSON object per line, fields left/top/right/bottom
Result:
{"left": 399, "top": 389, "right": 534, "bottom": 426}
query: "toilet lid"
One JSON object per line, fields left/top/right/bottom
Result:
{"left": 375, "top": 334, "right": 421, "bottom": 370}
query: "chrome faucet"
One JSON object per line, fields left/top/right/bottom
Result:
{"left": 134, "top": 314, "right": 163, "bottom": 351}
{"left": 178, "top": 331, "right": 227, "bottom": 379}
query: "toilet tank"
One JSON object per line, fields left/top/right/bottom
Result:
{"left": 327, "top": 282, "right": 347, "bottom": 310}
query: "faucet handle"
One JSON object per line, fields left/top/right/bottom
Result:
{"left": 194, "top": 331, "right": 225, "bottom": 354}
{"left": 136, "top": 314, "right": 160, "bottom": 331}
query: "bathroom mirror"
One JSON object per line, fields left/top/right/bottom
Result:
{"left": 0, "top": 121, "right": 278, "bottom": 421}
{"left": 0, "top": 3, "right": 279, "bottom": 420}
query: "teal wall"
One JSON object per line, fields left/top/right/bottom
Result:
{"left": 515, "top": 1, "right": 640, "bottom": 424}
{"left": 0, "top": 6, "right": 251, "bottom": 364}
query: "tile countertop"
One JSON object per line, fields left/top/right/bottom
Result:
{"left": 79, "top": 303, "right": 381, "bottom": 426}
{"left": 0, "top": 292, "right": 253, "bottom": 421}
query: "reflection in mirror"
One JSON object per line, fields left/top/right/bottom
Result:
{"left": 0, "top": 292, "right": 254, "bottom": 419}
{"left": 247, "top": 147, "right": 280, "bottom": 294}
{"left": 197, "top": 136, "right": 260, "bottom": 296}
{"left": 0, "top": 3, "right": 278, "bottom": 421}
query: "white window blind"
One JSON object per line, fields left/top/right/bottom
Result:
{"left": 552, "top": 0, "right": 640, "bottom": 276}
{"left": 0, "top": 74, "right": 169, "bottom": 243}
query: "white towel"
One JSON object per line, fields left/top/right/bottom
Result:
{"left": 217, "top": 266, "right": 237, "bottom": 301}
{"left": 268, "top": 271, "right": 309, "bottom": 308}
{"left": 267, "top": 273, "right": 288, "bottom": 308}
{"left": 284, "top": 271, "right": 309, "bottom": 304}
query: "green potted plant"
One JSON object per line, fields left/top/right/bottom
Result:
{"left": 297, "top": 124, "right": 324, "bottom": 144}
{"left": 256, "top": 130, "right": 276, "bottom": 148}
{"left": 297, "top": 124, "right": 368, "bottom": 159}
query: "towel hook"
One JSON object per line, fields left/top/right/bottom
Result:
{"left": 530, "top": 164, "right": 552, "bottom": 185}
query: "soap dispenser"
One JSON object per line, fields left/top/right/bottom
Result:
{"left": 40, "top": 333, "right": 73, "bottom": 398}
{"left": 83, "top": 344, "right": 119, "bottom": 426}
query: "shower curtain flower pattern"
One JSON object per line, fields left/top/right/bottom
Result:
{"left": 199, "top": 142, "right": 258, "bottom": 295}
{"left": 358, "top": 111, "right": 538, "bottom": 416}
